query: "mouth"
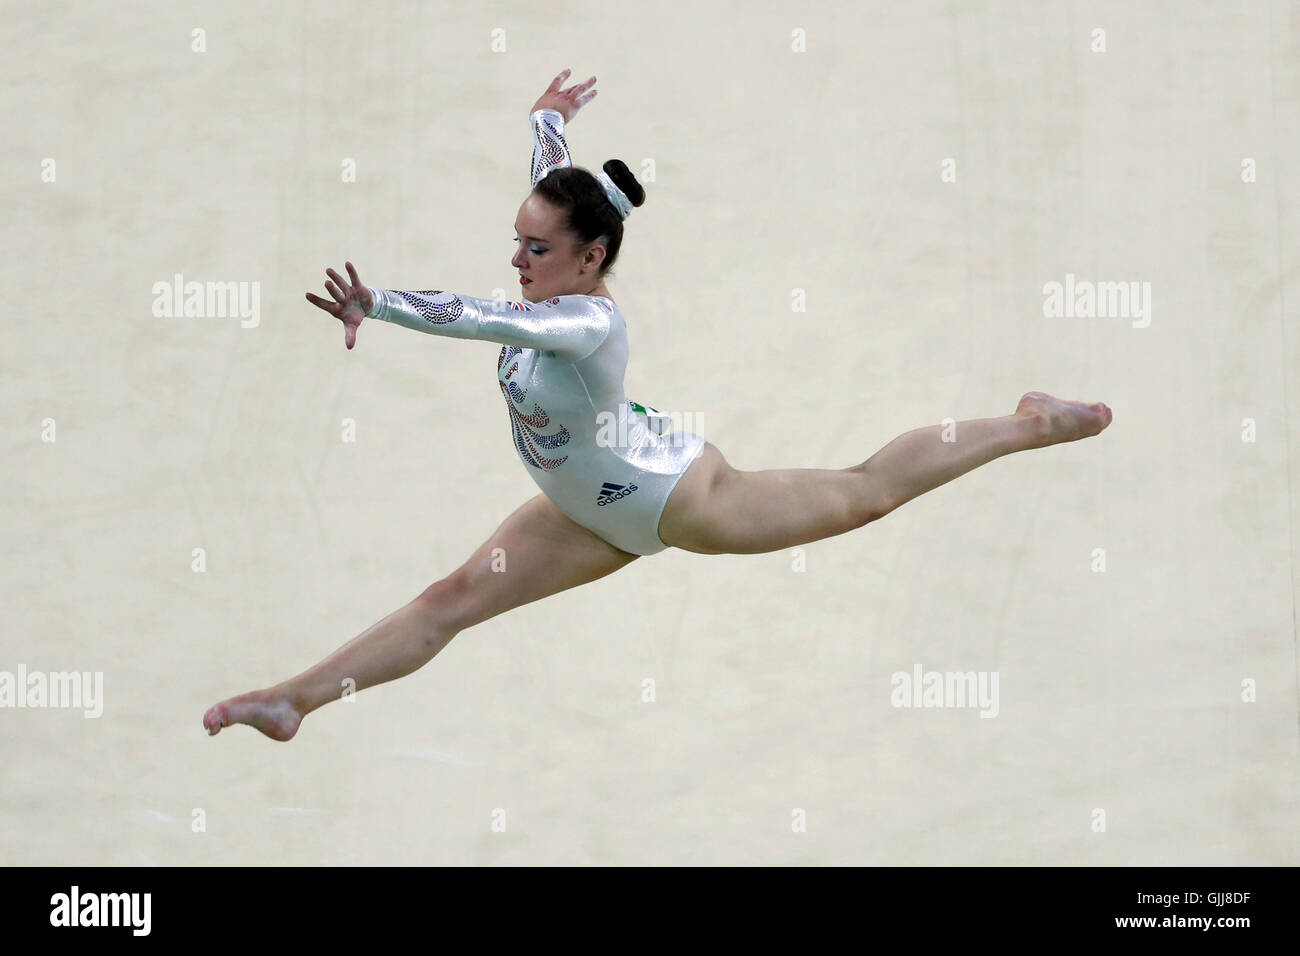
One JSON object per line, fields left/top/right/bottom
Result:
{"left": 519, "top": 275, "right": 533, "bottom": 286}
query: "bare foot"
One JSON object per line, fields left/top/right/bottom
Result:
{"left": 1015, "top": 391, "right": 1113, "bottom": 448}
{"left": 203, "top": 688, "right": 302, "bottom": 741}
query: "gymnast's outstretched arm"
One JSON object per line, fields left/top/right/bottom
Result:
{"left": 364, "top": 285, "right": 610, "bottom": 360}
{"left": 303, "top": 261, "right": 609, "bottom": 358}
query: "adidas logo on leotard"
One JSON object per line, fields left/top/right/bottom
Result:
{"left": 596, "top": 481, "right": 639, "bottom": 506}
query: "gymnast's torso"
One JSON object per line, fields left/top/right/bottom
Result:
{"left": 494, "top": 295, "right": 705, "bottom": 554}
{"left": 363, "top": 285, "right": 706, "bottom": 556}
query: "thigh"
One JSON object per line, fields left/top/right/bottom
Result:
{"left": 659, "top": 443, "right": 870, "bottom": 555}
{"left": 439, "top": 493, "right": 640, "bottom": 631}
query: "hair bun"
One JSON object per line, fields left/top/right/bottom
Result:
{"left": 602, "top": 159, "right": 646, "bottom": 208}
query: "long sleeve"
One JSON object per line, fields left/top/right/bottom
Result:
{"left": 365, "top": 287, "right": 611, "bottom": 360}
{"left": 530, "top": 108, "right": 571, "bottom": 186}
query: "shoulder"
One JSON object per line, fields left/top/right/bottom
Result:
{"left": 543, "top": 294, "right": 617, "bottom": 315}
{"left": 493, "top": 294, "right": 610, "bottom": 317}
{"left": 544, "top": 295, "right": 620, "bottom": 336}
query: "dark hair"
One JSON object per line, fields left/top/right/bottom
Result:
{"left": 531, "top": 160, "right": 645, "bottom": 277}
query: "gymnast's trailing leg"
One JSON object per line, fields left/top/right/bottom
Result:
{"left": 202, "top": 494, "right": 638, "bottom": 741}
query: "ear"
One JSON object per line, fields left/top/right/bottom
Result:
{"left": 582, "top": 242, "right": 607, "bottom": 274}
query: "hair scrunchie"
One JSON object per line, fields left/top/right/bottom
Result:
{"left": 594, "top": 170, "right": 633, "bottom": 220}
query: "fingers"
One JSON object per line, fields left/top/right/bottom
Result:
{"left": 305, "top": 291, "right": 340, "bottom": 315}
{"left": 345, "top": 260, "right": 360, "bottom": 288}
{"left": 345, "top": 322, "right": 357, "bottom": 349}
{"left": 546, "top": 68, "right": 571, "bottom": 93}
{"left": 325, "top": 266, "right": 350, "bottom": 294}
{"left": 578, "top": 88, "right": 597, "bottom": 107}
{"left": 561, "top": 74, "right": 596, "bottom": 98}
{"left": 325, "top": 279, "right": 347, "bottom": 304}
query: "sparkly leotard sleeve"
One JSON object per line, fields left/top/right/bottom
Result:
{"left": 356, "top": 107, "right": 706, "bottom": 556}
{"left": 529, "top": 107, "right": 571, "bottom": 186}
{"left": 364, "top": 287, "right": 611, "bottom": 361}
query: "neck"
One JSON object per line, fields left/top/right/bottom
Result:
{"left": 582, "top": 278, "right": 611, "bottom": 300}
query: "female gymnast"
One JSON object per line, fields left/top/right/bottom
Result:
{"left": 204, "top": 69, "right": 1112, "bottom": 741}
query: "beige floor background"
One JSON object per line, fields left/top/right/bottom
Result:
{"left": 3, "top": 0, "right": 1297, "bottom": 865}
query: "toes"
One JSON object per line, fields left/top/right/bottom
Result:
{"left": 203, "top": 705, "right": 226, "bottom": 734}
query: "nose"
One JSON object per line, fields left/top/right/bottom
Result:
{"left": 511, "top": 248, "right": 526, "bottom": 269}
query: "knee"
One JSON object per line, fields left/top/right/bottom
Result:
{"left": 413, "top": 572, "right": 472, "bottom": 633}
{"left": 847, "top": 467, "right": 890, "bottom": 528}
{"left": 855, "top": 486, "right": 891, "bottom": 526}
{"left": 848, "top": 501, "right": 881, "bottom": 531}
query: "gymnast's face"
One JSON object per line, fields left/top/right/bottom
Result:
{"left": 512, "top": 193, "right": 606, "bottom": 302}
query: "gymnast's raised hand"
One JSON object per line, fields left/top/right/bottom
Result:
{"left": 305, "top": 260, "right": 371, "bottom": 350}
{"left": 531, "top": 67, "right": 598, "bottom": 120}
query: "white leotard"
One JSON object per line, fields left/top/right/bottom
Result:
{"left": 360, "top": 109, "right": 706, "bottom": 555}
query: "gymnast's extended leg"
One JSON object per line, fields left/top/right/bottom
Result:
{"left": 202, "top": 494, "right": 639, "bottom": 740}
{"left": 659, "top": 391, "right": 1112, "bottom": 556}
